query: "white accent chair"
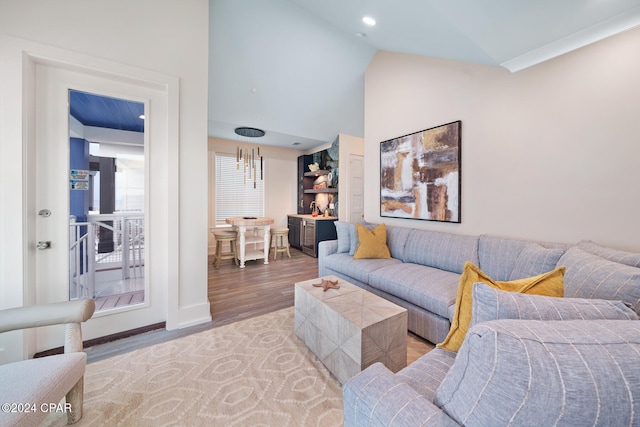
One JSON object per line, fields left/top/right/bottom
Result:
{"left": 0, "top": 299, "right": 95, "bottom": 426}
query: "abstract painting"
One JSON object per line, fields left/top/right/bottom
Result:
{"left": 380, "top": 121, "right": 461, "bottom": 223}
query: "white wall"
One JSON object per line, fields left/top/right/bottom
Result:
{"left": 0, "top": 0, "right": 210, "bottom": 332}
{"left": 208, "top": 137, "right": 299, "bottom": 253}
{"left": 365, "top": 26, "right": 640, "bottom": 252}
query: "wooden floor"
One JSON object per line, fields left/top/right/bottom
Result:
{"left": 84, "top": 247, "right": 433, "bottom": 363}
{"left": 208, "top": 246, "right": 319, "bottom": 327}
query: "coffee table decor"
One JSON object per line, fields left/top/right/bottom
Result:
{"left": 294, "top": 275, "right": 408, "bottom": 384}
{"left": 312, "top": 278, "right": 340, "bottom": 291}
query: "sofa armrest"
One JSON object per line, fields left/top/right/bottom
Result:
{"left": 435, "top": 319, "right": 640, "bottom": 427}
{"left": 343, "top": 362, "right": 459, "bottom": 427}
{"left": 318, "top": 240, "right": 338, "bottom": 277}
{"left": 0, "top": 299, "right": 95, "bottom": 333}
{"left": 318, "top": 239, "right": 338, "bottom": 257}
{"left": 0, "top": 299, "right": 95, "bottom": 353}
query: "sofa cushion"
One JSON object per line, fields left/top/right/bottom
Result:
{"left": 385, "top": 225, "right": 412, "bottom": 260}
{"left": 560, "top": 246, "right": 640, "bottom": 315}
{"left": 471, "top": 282, "right": 639, "bottom": 328}
{"left": 403, "top": 229, "right": 478, "bottom": 274}
{"left": 478, "top": 235, "right": 567, "bottom": 281}
{"left": 368, "top": 263, "right": 460, "bottom": 319}
{"left": 478, "top": 235, "right": 531, "bottom": 281}
{"left": 0, "top": 352, "right": 86, "bottom": 427}
{"left": 509, "top": 243, "right": 565, "bottom": 280}
{"left": 322, "top": 253, "right": 402, "bottom": 284}
{"left": 333, "top": 221, "right": 352, "bottom": 253}
{"left": 343, "top": 362, "right": 460, "bottom": 427}
{"left": 437, "top": 262, "right": 565, "bottom": 352}
{"left": 353, "top": 223, "right": 391, "bottom": 259}
{"left": 578, "top": 240, "right": 640, "bottom": 268}
{"left": 435, "top": 319, "right": 640, "bottom": 427}
{"left": 396, "top": 348, "right": 456, "bottom": 403}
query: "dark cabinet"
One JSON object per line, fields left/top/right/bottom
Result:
{"left": 288, "top": 216, "right": 302, "bottom": 250}
{"left": 287, "top": 215, "right": 337, "bottom": 257}
{"left": 301, "top": 217, "right": 337, "bottom": 257}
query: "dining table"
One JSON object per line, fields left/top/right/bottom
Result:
{"left": 225, "top": 216, "right": 275, "bottom": 268}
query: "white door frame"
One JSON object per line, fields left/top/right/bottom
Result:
{"left": 0, "top": 35, "right": 181, "bottom": 362}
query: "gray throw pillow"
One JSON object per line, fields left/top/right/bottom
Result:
{"left": 333, "top": 221, "right": 351, "bottom": 254}
{"left": 578, "top": 240, "right": 640, "bottom": 268}
{"left": 559, "top": 246, "right": 640, "bottom": 315}
{"left": 508, "top": 243, "right": 565, "bottom": 280}
{"left": 471, "top": 282, "right": 638, "bottom": 328}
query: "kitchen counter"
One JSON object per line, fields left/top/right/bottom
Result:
{"left": 287, "top": 214, "right": 337, "bottom": 257}
{"left": 287, "top": 214, "right": 338, "bottom": 220}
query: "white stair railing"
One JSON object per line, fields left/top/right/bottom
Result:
{"left": 69, "top": 213, "right": 144, "bottom": 300}
{"left": 122, "top": 217, "right": 144, "bottom": 279}
{"left": 69, "top": 219, "right": 95, "bottom": 299}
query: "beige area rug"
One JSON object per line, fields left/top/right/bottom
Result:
{"left": 45, "top": 307, "right": 344, "bottom": 426}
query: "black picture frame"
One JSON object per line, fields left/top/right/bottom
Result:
{"left": 380, "top": 120, "right": 461, "bottom": 223}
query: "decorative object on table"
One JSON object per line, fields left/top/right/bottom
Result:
{"left": 313, "top": 181, "right": 327, "bottom": 190}
{"left": 308, "top": 162, "right": 320, "bottom": 172}
{"left": 380, "top": 120, "right": 461, "bottom": 223}
{"left": 312, "top": 278, "right": 340, "bottom": 292}
{"left": 235, "top": 126, "right": 265, "bottom": 188}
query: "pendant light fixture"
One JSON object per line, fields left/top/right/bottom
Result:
{"left": 235, "top": 127, "right": 265, "bottom": 188}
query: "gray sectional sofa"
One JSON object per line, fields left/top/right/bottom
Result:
{"left": 317, "top": 222, "right": 640, "bottom": 426}
{"left": 320, "top": 224, "right": 558, "bottom": 344}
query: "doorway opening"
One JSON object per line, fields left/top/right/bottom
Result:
{"left": 68, "top": 90, "right": 146, "bottom": 311}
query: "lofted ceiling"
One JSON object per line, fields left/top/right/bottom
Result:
{"left": 67, "top": 1, "right": 640, "bottom": 151}
{"left": 209, "top": 0, "right": 640, "bottom": 151}
{"left": 289, "top": 0, "right": 640, "bottom": 72}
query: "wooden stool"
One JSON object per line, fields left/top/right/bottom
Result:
{"left": 214, "top": 230, "right": 238, "bottom": 268}
{"left": 270, "top": 227, "right": 291, "bottom": 260}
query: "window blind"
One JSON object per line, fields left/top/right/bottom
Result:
{"left": 215, "top": 153, "right": 265, "bottom": 223}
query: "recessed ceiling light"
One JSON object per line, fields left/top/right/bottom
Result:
{"left": 362, "top": 16, "right": 376, "bottom": 26}
{"left": 355, "top": 32, "right": 367, "bottom": 38}
{"left": 292, "top": 142, "right": 301, "bottom": 146}
{"left": 139, "top": 114, "right": 145, "bottom": 119}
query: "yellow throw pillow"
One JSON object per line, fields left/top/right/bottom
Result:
{"left": 437, "top": 261, "right": 565, "bottom": 352}
{"left": 353, "top": 223, "right": 391, "bottom": 259}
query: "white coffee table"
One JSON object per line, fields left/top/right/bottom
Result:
{"left": 294, "top": 275, "right": 408, "bottom": 384}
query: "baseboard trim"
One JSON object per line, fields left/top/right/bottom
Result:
{"left": 176, "top": 302, "right": 212, "bottom": 330}
{"left": 34, "top": 321, "right": 166, "bottom": 358}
